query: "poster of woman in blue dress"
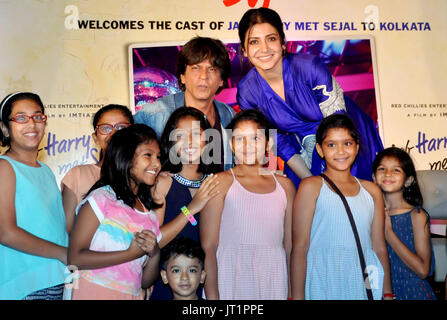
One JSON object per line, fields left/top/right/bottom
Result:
{"left": 236, "top": 7, "right": 384, "bottom": 187}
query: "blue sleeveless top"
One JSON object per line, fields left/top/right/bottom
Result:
{"left": 0, "top": 156, "right": 68, "bottom": 300}
{"left": 387, "top": 208, "right": 436, "bottom": 300}
{"left": 305, "top": 177, "right": 384, "bottom": 300}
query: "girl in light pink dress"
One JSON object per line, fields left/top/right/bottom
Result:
{"left": 69, "top": 124, "right": 162, "bottom": 300}
{"left": 201, "top": 109, "right": 296, "bottom": 300}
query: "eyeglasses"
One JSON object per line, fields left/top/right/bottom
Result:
{"left": 95, "top": 122, "right": 131, "bottom": 135}
{"left": 9, "top": 114, "right": 47, "bottom": 124}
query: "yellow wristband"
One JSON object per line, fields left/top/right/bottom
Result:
{"left": 180, "top": 206, "right": 197, "bottom": 226}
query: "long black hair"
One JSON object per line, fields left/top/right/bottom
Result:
{"left": 372, "top": 147, "right": 423, "bottom": 207}
{"left": 86, "top": 124, "right": 162, "bottom": 210}
{"left": 160, "top": 107, "right": 218, "bottom": 174}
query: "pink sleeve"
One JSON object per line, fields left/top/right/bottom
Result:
{"left": 61, "top": 166, "right": 82, "bottom": 203}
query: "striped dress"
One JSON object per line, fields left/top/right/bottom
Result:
{"left": 216, "top": 169, "right": 288, "bottom": 300}
{"left": 305, "top": 177, "right": 384, "bottom": 300}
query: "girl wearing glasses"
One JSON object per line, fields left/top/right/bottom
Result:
{"left": 61, "top": 104, "right": 134, "bottom": 235}
{"left": 0, "top": 92, "right": 68, "bottom": 300}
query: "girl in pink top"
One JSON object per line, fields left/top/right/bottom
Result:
{"left": 68, "top": 124, "right": 162, "bottom": 300}
{"left": 201, "top": 109, "right": 296, "bottom": 300}
{"left": 61, "top": 104, "right": 134, "bottom": 234}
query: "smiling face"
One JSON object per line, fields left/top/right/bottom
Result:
{"left": 171, "top": 116, "right": 206, "bottom": 165}
{"left": 374, "top": 156, "right": 409, "bottom": 194}
{"left": 316, "top": 127, "right": 359, "bottom": 172}
{"left": 231, "top": 120, "right": 268, "bottom": 166}
{"left": 92, "top": 109, "right": 132, "bottom": 154}
{"left": 129, "top": 140, "right": 161, "bottom": 192}
{"left": 243, "top": 22, "right": 285, "bottom": 75}
{"left": 8, "top": 99, "right": 46, "bottom": 153}
{"left": 180, "top": 58, "right": 223, "bottom": 105}
{"left": 160, "top": 254, "right": 206, "bottom": 300}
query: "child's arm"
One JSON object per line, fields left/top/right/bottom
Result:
{"left": 158, "top": 174, "right": 220, "bottom": 248}
{"left": 0, "top": 160, "right": 67, "bottom": 264}
{"left": 151, "top": 175, "right": 170, "bottom": 226}
{"left": 363, "top": 181, "right": 393, "bottom": 298}
{"left": 61, "top": 183, "right": 78, "bottom": 235}
{"left": 277, "top": 176, "right": 297, "bottom": 298}
{"left": 290, "top": 176, "right": 320, "bottom": 299}
{"left": 200, "top": 172, "right": 230, "bottom": 300}
{"left": 68, "top": 202, "right": 145, "bottom": 270}
{"left": 136, "top": 230, "right": 161, "bottom": 289}
{"left": 385, "top": 208, "right": 432, "bottom": 279}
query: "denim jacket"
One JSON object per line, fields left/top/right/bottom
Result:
{"left": 134, "top": 91, "right": 235, "bottom": 171}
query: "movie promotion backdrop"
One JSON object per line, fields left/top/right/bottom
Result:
{"left": 0, "top": 0, "right": 446, "bottom": 185}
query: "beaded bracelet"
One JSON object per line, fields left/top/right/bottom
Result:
{"left": 181, "top": 206, "right": 197, "bottom": 226}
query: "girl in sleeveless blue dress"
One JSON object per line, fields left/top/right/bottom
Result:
{"left": 387, "top": 209, "right": 436, "bottom": 299}
{"left": 373, "top": 147, "right": 437, "bottom": 300}
{"left": 292, "top": 114, "right": 393, "bottom": 299}
{"left": 150, "top": 107, "right": 220, "bottom": 299}
{"left": 0, "top": 92, "right": 68, "bottom": 300}
{"left": 305, "top": 177, "right": 385, "bottom": 299}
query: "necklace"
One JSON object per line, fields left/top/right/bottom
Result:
{"left": 173, "top": 173, "right": 209, "bottom": 188}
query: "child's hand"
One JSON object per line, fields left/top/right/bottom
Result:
{"left": 135, "top": 230, "right": 159, "bottom": 258}
{"left": 258, "top": 168, "right": 287, "bottom": 177}
{"left": 158, "top": 171, "right": 174, "bottom": 177}
{"left": 127, "top": 233, "right": 146, "bottom": 258}
{"left": 188, "top": 173, "right": 220, "bottom": 215}
{"left": 150, "top": 176, "right": 165, "bottom": 203}
{"left": 384, "top": 209, "right": 393, "bottom": 236}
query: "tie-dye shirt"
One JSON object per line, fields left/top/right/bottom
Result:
{"left": 77, "top": 185, "right": 161, "bottom": 296}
